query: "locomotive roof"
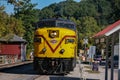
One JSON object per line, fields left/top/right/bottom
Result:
{"left": 40, "top": 18, "right": 75, "bottom": 24}
{"left": 36, "top": 18, "right": 76, "bottom": 31}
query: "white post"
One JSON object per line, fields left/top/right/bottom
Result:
{"left": 118, "top": 31, "right": 120, "bottom": 80}
{"left": 21, "top": 43, "right": 23, "bottom": 61}
{"left": 21, "top": 43, "right": 26, "bottom": 61}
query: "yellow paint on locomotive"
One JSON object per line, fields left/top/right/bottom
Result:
{"left": 34, "top": 27, "right": 77, "bottom": 58}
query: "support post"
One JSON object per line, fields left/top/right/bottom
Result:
{"left": 111, "top": 34, "right": 115, "bottom": 80}
{"left": 105, "top": 36, "right": 109, "bottom": 80}
{"left": 118, "top": 31, "right": 120, "bottom": 80}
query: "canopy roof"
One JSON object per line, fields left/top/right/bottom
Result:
{"left": 93, "top": 20, "right": 120, "bottom": 38}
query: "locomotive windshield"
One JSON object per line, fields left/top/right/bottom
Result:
{"left": 56, "top": 22, "right": 76, "bottom": 31}
{"left": 36, "top": 18, "right": 76, "bottom": 31}
{"left": 37, "top": 21, "right": 55, "bottom": 28}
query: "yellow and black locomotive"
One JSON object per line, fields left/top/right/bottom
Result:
{"left": 33, "top": 18, "right": 77, "bottom": 74}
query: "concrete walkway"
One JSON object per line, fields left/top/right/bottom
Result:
{"left": 67, "top": 63, "right": 118, "bottom": 80}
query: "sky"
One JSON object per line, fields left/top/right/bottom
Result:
{"left": 0, "top": 0, "right": 80, "bottom": 14}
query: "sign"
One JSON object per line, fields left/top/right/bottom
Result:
{"left": 83, "top": 38, "right": 88, "bottom": 44}
{"left": 89, "top": 46, "right": 96, "bottom": 58}
{"left": 89, "top": 46, "right": 96, "bottom": 55}
{"left": 114, "top": 44, "right": 119, "bottom": 56}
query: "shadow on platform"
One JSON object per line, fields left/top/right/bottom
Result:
{"left": 50, "top": 76, "right": 100, "bottom": 80}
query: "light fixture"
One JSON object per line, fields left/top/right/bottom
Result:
{"left": 59, "top": 49, "right": 65, "bottom": 54}
{"left": 49, "top": 30, "right": 59, "bottom": 38}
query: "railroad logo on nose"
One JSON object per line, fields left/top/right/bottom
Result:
{"left": 50, "top": 39, "right": 57, "bottom": 44}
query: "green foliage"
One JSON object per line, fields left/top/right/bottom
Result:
{"left": 63, "top": 0, "right": 79, "bottom": 17}
{"left": 69, "top": 16, "right": 100, "bottom": 41}
{"left": 8, "top": 0, "right": 39, "bottom": 52}
{"left": 40, "top": 0, "right": 79, "bottom": 19}
{"left": 6, "top": 17, "right": 25, "bottom": 36}
{"left": 108, "top": 0, "right": 120, "bottom": 22}
{"left": 69, "top": 16, "right": 100, "bottom": 49}
{"left": 0, "top": 6, "right": 6, "bottom": 37}
{"left": 0, "top": 6, "right": 25, "bottom": 38}
{"left": 77, "top": 0, "right": 97, "bottom": 17}
{"left": 40, "top": 8, "right": 55, "bottom": 19}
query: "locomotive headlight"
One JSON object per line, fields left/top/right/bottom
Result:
{"left": 51, "top": 32, "right": 57, "bottom": 37}
{"left": 65, "top": 39, "right": 75, "bottom": 44}
{"left": 59, "top": 49, "right": 65, "bottom": 54}
{"left": 49, "top": 30, "right": 59, "bottom": 38}
{"left": 42, "top": 48, "right": 46, "bottom": 53}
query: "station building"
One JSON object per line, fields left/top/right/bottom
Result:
{"left": 0, "top": 34, "right": 27, "bottom": 64}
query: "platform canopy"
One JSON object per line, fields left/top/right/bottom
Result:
{"left": 93, "top": 20, "right": 120, "bottom": 37}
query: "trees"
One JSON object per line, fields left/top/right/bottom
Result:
{"left": 40, "top": 7, "right": 55, "bottom": 19}
{"left": 0, "top": 6, "right": 6, "bottom": 37}
{"left": 76, "top": 0, "right": 97, "bottom": 17}
{"left": 63, "top": 0, "right": 79, "bottom": 17}
{"left": 79, "top": 16, "right": 101, "bottom": 38}
{"left": 5, "top": 0, "right": 39, "bottom": 53}
{"left": 0, "top": 6, "right": 24, "bottom": 37}
{"left": 5, "top": 17, "right": 25, "bottom": 37}
{"left": 13, "top": 0, "right": 39, "bottom": 51}
{"left": 108, "top": 0, "right": 120, "bottom": 23}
